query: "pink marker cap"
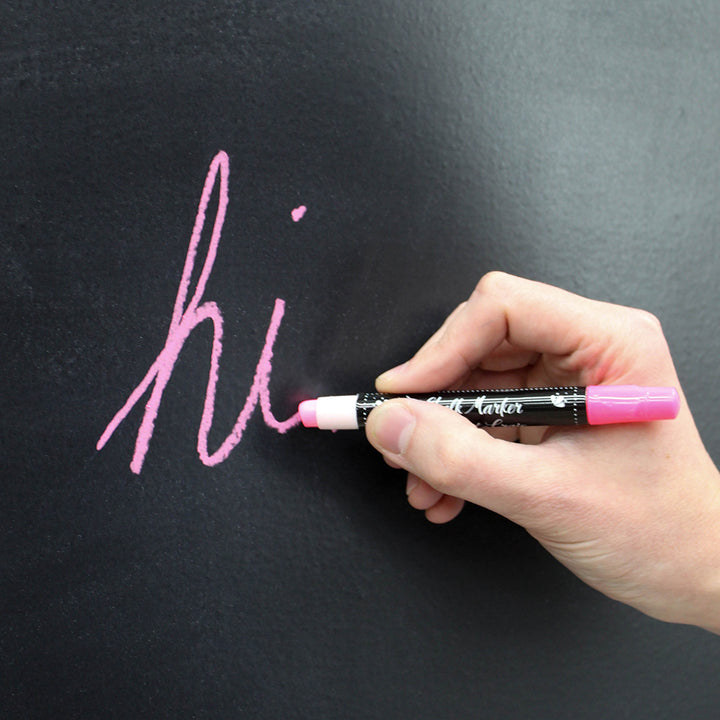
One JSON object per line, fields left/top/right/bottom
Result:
{"left": 586, "top": 385, "right": 680, "bottom": 425}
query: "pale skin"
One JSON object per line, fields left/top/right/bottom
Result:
{"left": 365, "top": 272, "right": 720, "bottom": 633}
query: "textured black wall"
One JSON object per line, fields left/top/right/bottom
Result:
{"left": 2, "top": 2, "right": 720, "bottom": 718}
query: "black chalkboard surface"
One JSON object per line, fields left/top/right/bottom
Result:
{"left": 3, "top": 2, "right": 720, "bottom": 718}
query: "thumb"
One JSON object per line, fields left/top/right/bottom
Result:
{"left": 365, "top": 398, "right": 557, "bottom": 523}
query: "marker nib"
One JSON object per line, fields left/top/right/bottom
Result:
{"left": 298, "top": 400, "right": 318, "bottom": 428}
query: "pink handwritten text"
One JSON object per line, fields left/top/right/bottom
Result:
{"left": 291, "top": 205, "right": 307, "bottom": 222}
{"left": 96, "top": 151, "right": 300, "bottom": 474}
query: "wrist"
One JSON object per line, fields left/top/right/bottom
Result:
{"left": 679, "top": 462, "right": 720, "bottom": 634}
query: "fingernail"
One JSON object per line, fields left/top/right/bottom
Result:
{"left": 370, "top": 402, "right": 416, "bottom": 455}
{"left": 376, "top": 362, "right": 408, "bottom": 386}
{"left": 406, "top": 475, "right": 419, "bottom": 495}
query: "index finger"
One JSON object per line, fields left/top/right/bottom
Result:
{"left": 376, "top": 272, "right": 648, "bottom": 393}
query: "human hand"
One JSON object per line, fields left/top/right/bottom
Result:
{"left": 365, "top": 272, "right": 720, "bottom": 632}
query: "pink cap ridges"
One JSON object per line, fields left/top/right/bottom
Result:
{"left": 586, "top": 385, "right": 680, "bottom": 425}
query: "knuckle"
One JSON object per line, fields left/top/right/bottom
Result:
{"left": 474, "top": 270, "right": 512, "bottom": 298}
{"left": 629, "top": 308, "right": 663, "bottom": 335}
{"left": 620, "top": 307, "right": 669, "bottom": 358}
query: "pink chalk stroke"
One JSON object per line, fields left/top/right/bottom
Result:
{"left": 96, "top": 150, "right": 300, "bottom": 474}
{"left": 291, "top": 205, "right": 307, "bottom": 222}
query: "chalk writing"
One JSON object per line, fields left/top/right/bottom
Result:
{"left": 96, "top": 151, "right": 300, "bottom": 474}
{"left": 291, "top": 205, "right": 307, "bottom": 222}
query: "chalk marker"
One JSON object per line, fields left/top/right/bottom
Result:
{"left": 298, "top": 386, "right": 680, "bottom": 430}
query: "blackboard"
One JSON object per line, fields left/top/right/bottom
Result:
{"left": 3, "top": 2, "right": 720, "bottom": 718}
